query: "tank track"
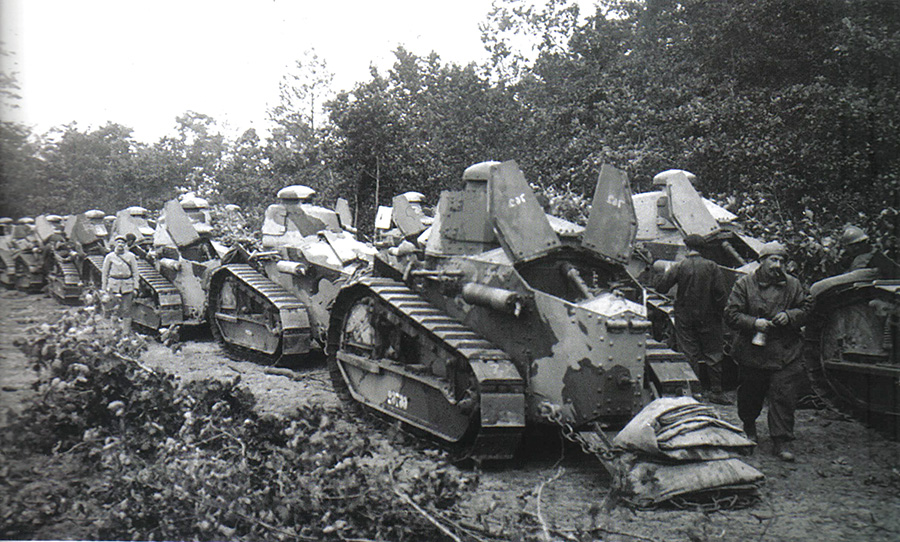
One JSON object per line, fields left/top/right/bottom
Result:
{"left": 48, "top": 257, "right": 82, "bottom": 304}
{"left": 642, "top": 337, "right": 700, "bottom": 397}
{"left": 132, "top": 259, "right": 183, "bottom": 332}
{"left": 84, "top": 255, "right": 104, "bottom": 286}
{"left": 208, "top": 263, "right": 312, "bottom": 365}
{"left": 329, "top": 276, "right": 526, "bottom": 460}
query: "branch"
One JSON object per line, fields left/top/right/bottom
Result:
{"left": 535, "top": 466, "right": 566, "bottom": 542}
{"left": 393, "top": 487, "right": 463, "bottom": 542}
{"left": 112, "top": 352, "right": 161, "bottom": 377}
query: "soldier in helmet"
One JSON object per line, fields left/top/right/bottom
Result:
{"left": 838, "top": 225, "right": 899, "bottom": 278}
{"left": 655, "top": 234, "right": 730, "bottom": 404}
{"left": 725, "top": 242, "right": 811, "bottom": 461}
{"left": 101, "top": 234, "right": 140, "bottom": 332}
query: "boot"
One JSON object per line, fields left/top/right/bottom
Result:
{"left": 772, "top": 438, "right": 795, "bottom": 462}
{"left": 743, "top": 421, "right": 757, "bottom": 443}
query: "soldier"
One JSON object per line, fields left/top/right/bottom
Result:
{"left": 725, "top": 242, "right": 811, "bottom": 461}
{"left": 838, "top": 225, "right": 900, "bottom": 278}
{"left": 655, "top": 234, "right": 730, "bottom": 404}
{"left": 101, "top": 234, "right": 140, "bottom": 332}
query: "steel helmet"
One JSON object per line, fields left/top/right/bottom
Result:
{"left": 840, "top": 225, "right": 869, "bottom": 246}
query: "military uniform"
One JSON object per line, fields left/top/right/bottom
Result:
{"left": 725, "top": 264, "right": 810, "bottom": 446}
{"left": 101, "top": 246, "right": 139, "bottom": 323}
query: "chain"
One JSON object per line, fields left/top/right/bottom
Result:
{"left": 539, "top": 402, "right": 617, "bottom": 465}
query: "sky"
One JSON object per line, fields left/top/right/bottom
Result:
{"left": 1, "top": 0, "right": 597, "bottom": 143}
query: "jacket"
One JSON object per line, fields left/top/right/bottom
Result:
{"left": 724, "top": 268, "right": 810, "bottom": 369}
{"left": 656, "top": 252, "right": 728, "bottom": 324}
{"left": 102, "top": 250, "right": 140, "bottom": 294}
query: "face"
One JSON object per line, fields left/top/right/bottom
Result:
{"left": 760, "top": 254, "right": 785, "bottom": 277}
{"left": 114, "top": 238, "right": 127, "bottom": 252}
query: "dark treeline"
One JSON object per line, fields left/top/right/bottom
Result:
{"left": 2, "top": 0, "right": 897, "bottom": 280}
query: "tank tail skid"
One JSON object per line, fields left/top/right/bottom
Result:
{"left": 208, "top": 263, "right": 312, "bottom": 364}
{"left": 328, "top": 277, "right": 526, "bottom": 460}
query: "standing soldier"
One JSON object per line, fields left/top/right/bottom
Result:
{"left": 102, "top": 234, "right": 140, "bottom": 332}
{"left": 655, "top": 234, "right": 730, "bottom": 403}
{"left": 725, "top": 242, "right": 811, "bottom": 461}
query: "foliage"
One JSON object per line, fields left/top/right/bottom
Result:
{"left": 1, "top": 0, "right": 896, "bottom": 280}
{"left": 326, "top": 47, "right": 527, "bottom": 234}
{"left": 2, "top": 309, "right": 477, "bottom": 541}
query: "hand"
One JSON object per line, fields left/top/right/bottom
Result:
{"left": 754, "top": 318, "right": 773, "bottom": 332}
{"left": 772, "top": 312, "right": 790, "bottom": 326}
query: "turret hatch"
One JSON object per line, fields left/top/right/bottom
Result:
{"left": 489, "top": 160, "right": 561, "bottom": 263}
{"left": 582, "top": 164, "right": 638, "bottom": 264}
{"left": 163, "top": 199, "right": 202, "bottom": 248}
{"left": 666, "top": 171, "right": 721, "bottom": 238}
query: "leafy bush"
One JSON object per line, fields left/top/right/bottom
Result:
{"left": 2, "top": 309, "right": 477, "bottom": 541}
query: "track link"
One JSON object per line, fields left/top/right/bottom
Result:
{"left": 329, "top": 276, "right": 526, "bottom": 460}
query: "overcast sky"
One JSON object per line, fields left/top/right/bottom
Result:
{"left": 1, "top": 0, "right": 596, "bottom": 143}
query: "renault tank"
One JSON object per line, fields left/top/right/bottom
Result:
{"left": 147, "top": 197, "right": 224, "bottom": 329}
{"left": 374, "top": 191, "right": 433, "bottom": 248}
{"left": 41, "top": 211, "right": 103, "bottom": 303}
{"left": 805, "top": 248, "right": 899, "bottom": 438}
{"left": 206, "top": 185, "right": 375, "bottom": 363}
{"left": 46, "top": 209, "right": 113, "bottom": 303}
{"left": 327, "top": 161, "right": 762, "bottom": 506}
{"left": 11, "top": 216, "right": 48, "bottom": 291}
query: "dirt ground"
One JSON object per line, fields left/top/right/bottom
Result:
{"left": 2, "top": 289, "right": 899, "bottom": 542}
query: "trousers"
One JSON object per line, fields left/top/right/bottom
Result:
{"left": 737, "top": 358, "right": 804, "bottom": 440}
{"left": 675, "top": 316, "right": 724, "bottom": 392}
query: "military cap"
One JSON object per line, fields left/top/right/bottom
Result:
{"left": 758, "top": 241, "right": 787, "bottom": 260}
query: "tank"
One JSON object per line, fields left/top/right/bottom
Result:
{"left": 42, "top": 211, "right": 107, "bottom": 303}
{"left": 373, "top": 191, "right": 433, "bottom": 248}
{"left": 10, "top": 216, "right": 49, "bottom": 292}
{"left": 327, "top": 161, "right": 762, "bottom": 505}
{"left": 57, "top": 210, "right": 113, "bottom": 304}
{"left": 145, "top": 198, "right": 225, "bottom": 330}
{"left": 206, "top": 185, "right": 375, "bottom": 363}
{"left": 805, "top": 262, "right": 900, "bottom": 438}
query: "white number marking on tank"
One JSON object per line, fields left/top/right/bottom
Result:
{"left": 386, "top": 390, "right": 409, "bottom": 410}
{"left": 606, "top": 194, "right": 625, "bottom": 208}
{"left": 508, "top": 194, "right": 527, "bottom": 208}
